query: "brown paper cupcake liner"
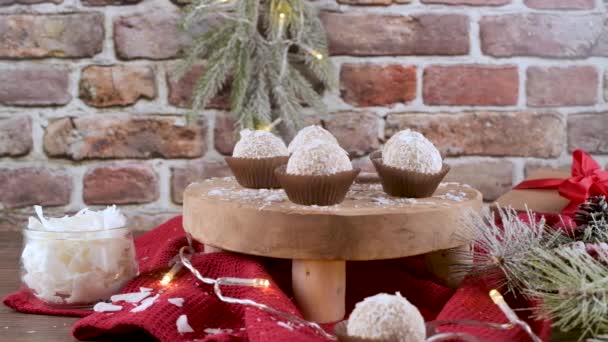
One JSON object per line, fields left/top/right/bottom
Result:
{"left": 274, "top": 165, "right": 360, "bottom": 206}
{"left": 334, "top": 320, "right": 385, "bottom": 342}
{"left": 370, "top": 150, "right": 450, "bottom": 198}
{"left": 225, "top": 156, "right": 289, "bottom": 189}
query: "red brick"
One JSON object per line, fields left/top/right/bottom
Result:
{"left": 445, "top": 160, "right": 513, "bottom": 201}
{"left": 323, "top": 111, "right": 380, "bottom": 158}
{"left": 44, "top": 115, "right": 207, "bottom": 160}
{"left": 171, "top": 159, "right": 232, "bottom": 203}
{"left": 0, "top": 66, "right": 71, "bottom": 106}
{"left": 568, "top": 113, "right": 608, "bottom": 154}
{"left": 214, "top": 114, "right": 238, "bottom": 155}
{"left": 480, "top": 14, "right": 608, "bottom": 58}
{"left": 166, "top": 63, "right": 229, "bottom": 109}
{"left": 114, "top": 12, "right": 219, "bottom": 60}
{"left": 0, "top": 13, "right": 103, "bottom": 58}
{"left": 0, "top": 117, "right": 32, "bottom": 157}
{"left": 527, "top": 66, "right": 598, "bottom": 107}
{"left": 321, "top": 12, "right": 469, "bottom": 56}
{"left": 80, "top": 65, "right": 157, "bottom": 107}
{"left": 386, "top": 112, "right": 564, "bottom": 157}
{"left": 340, "top": 64, "right": 416, "bottom": 107}
{"left": 422, "top": 0, "right": 509, "bottom": 4}
{"left": 0, "top": 167, "right": 72, "bottom": 209}
{"left": 84, "top": 163, "right": 159, "bottom": 204}
{"left": 423, "top": 65, "right": 518, "bottom": 106}
{"left": 524, "top": 0, "right": 595, "bottom": 9}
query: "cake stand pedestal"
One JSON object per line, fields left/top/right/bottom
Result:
{"left": 183, "top": 178, "right": 482, "bottom": 323}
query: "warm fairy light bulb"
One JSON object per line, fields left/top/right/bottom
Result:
{"left": 254, "top": 278, "right": 271, "bottom": 288}
{"left": 489, "top": 289, "right": 504, "bottom": 304}
{"left": 160, "top": 274, "right": 173, "bottom": 286}
{"left": 160, "top": 263, "right": 183, "bottom": 286}
{"left": 279, "top": 12, "right": 286, "bottom": 20}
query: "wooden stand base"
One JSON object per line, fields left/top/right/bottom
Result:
{"left": 424, "top": 244, "right": 473, "bottom": 288}
{"left": 292, "top": 260, "right": 346, "bottom": 323}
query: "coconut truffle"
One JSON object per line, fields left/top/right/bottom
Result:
{"left": 232, "top": 129, "right": 288, "bottom": 159}
{"left": 383, "top": 130, "right": 442, "bottom": 174}
{"left": 347, "top": 293, "right": 426, "bottom": 342}
{"left": 286, "top": 140, "right": 351, "bottom": 176}
{"left": 288, "top": 125, "right": 339, "bottom": 154}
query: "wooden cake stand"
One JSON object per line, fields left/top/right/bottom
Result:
{"left": 183, "top": 178, "right": 482, "bottom": 323}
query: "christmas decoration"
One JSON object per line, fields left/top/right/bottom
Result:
{"left": 179, "top": 0, "right": 335, "bottom": 129}
{"left": 574, "top": 195, "right": 608, "bottom": 242}
{"left": 466, "top": 205, "right": 608, "bottom": 340}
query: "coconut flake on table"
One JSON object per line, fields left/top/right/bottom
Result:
{"left": 93, "top": 302, "right": 123, "bottom": 312}
{"left": 111, "top": 289, "right": 152, "bottom": 304}
{"left": 21, "top": 206, "right": 137, "bottom": 305}
{"left": 287, "top": 125, "right": 339, "bottom": 154}
{"left": 232, "top": 129, "right": 288, "bottom": 159}
{"left": 168, "top": 297, "right": 185, "bottom": 307}
{"left": 204, "top": 328, "right": 234, "bottom": 335}
{"left": 130, "top": 294, "right": 159, "bottom": 313}
{"left": 176, "top": 314, "right": 195, "bottom": 334}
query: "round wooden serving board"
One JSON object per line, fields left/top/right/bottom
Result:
{"left": 183, "top": 177, "right": 483, "bottom": 261}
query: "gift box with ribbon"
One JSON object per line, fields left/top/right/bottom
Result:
{"left": 496, "top": 150, "right": 608, "bottom": 216}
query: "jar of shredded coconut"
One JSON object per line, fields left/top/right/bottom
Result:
{"left": 20, "top": 206, "right": 138, "bottom": 308}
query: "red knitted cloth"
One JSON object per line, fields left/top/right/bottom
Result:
{"left": 4, "top": 216, "right": 551, "bottom": 342}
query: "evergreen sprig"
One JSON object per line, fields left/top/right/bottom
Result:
{"left": 179, "top": 0, "right": 335, "bottom": 129}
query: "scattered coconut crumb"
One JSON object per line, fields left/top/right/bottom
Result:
{"left": 26, "top": 330, "right": 36, "bottom": 334}
{"left": 176, "top": 314, "right": 194, "bottom": 334}
{"left": 168, "top": 297, "right": 185, "bottom": 307}
{"left": 277, "top": 321, "right": 295, "bottom": 331}
{"left": 111, "top": 290, "right": 151, "bottom": 304}
{"left": 93, "top": 302, "right": 122, "bottom": 312}
{"left": 131, "top": 294, "right": 159, "bottom": 313}
{"left": 434, "top": 191, "right": 467, "bottom": 202}
{"left": 204, "top": 328, "right": 234, "bottom": 335}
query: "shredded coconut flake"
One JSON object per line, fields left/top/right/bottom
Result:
{"left": 176, "top": 314, "right": 194, "bottom": 334}
{"left": 168, "top": 297, "right": 185, "bottom": 307}
{"left": 93, "top": 302, "right": 122, "bottom": 312}
{"left": 277, "top": 321, "right": 295, "bottom": 331}
{"left": 130, "top": 294, "right": 159, "bottom": 313}
{"left": 111, "top": 290, "right": 151, "bottom": 304}
{"left": 204, "top": 328, "right": 234, "bottom": 335}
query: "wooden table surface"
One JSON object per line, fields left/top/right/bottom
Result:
{"left": 0, "top": 232, "right": 80, "bottom": 342}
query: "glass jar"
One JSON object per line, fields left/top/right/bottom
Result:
{"left": 20, "top": 225, "right": 138, "bottom": 308}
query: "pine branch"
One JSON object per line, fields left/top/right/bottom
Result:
{"left": 522, "top": 246, "right": 608, "bottom": 339}
{"left": 461, "top": 208, "right": 567, "bottom": 293}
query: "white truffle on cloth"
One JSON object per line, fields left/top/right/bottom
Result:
{"left": 232, "top": 129, "right": 288, "bottom": 159}
{"left": 286, "top": 140, "right": 351, "bottom": 176}
{"left": 347, "top": 292, "right": 426, "bottom": 342}
{"left": 287, "top": 125, "right": 339, "bottom": 154}
{"left": 383, "top": 130, "right": 442, "bottom": 174}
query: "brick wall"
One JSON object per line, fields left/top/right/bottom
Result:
{"left": 1, "top": 0, "right": 607, "bottom": 231}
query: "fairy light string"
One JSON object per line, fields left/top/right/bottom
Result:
{"left": 160, "top": 237, "right": 541, "bottom": 341}
{"left": 176, "top": 246, "right": 337, "bottom": 340}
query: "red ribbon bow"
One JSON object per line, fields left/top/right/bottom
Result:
{"left": 514, "top": 150, "right": 608, "bottom": 215}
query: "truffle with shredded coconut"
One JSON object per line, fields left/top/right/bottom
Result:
{"left": 347, "top": 292, "right": 425, "bottom": 342}
{"left": 286, "top": 140, "right": 351, "bottom": 176}
{"left": 383, "top": 130, "right": 442, "bottom": 174}
{"left": 287, "top": 125, "right": 339, "bottom": 154}
{"left": 232, "top": 129, "right": 288, "bottom": 159}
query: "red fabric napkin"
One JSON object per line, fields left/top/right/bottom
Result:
{"left": 5, "top": 216, "right": 551, "bottom": 342}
